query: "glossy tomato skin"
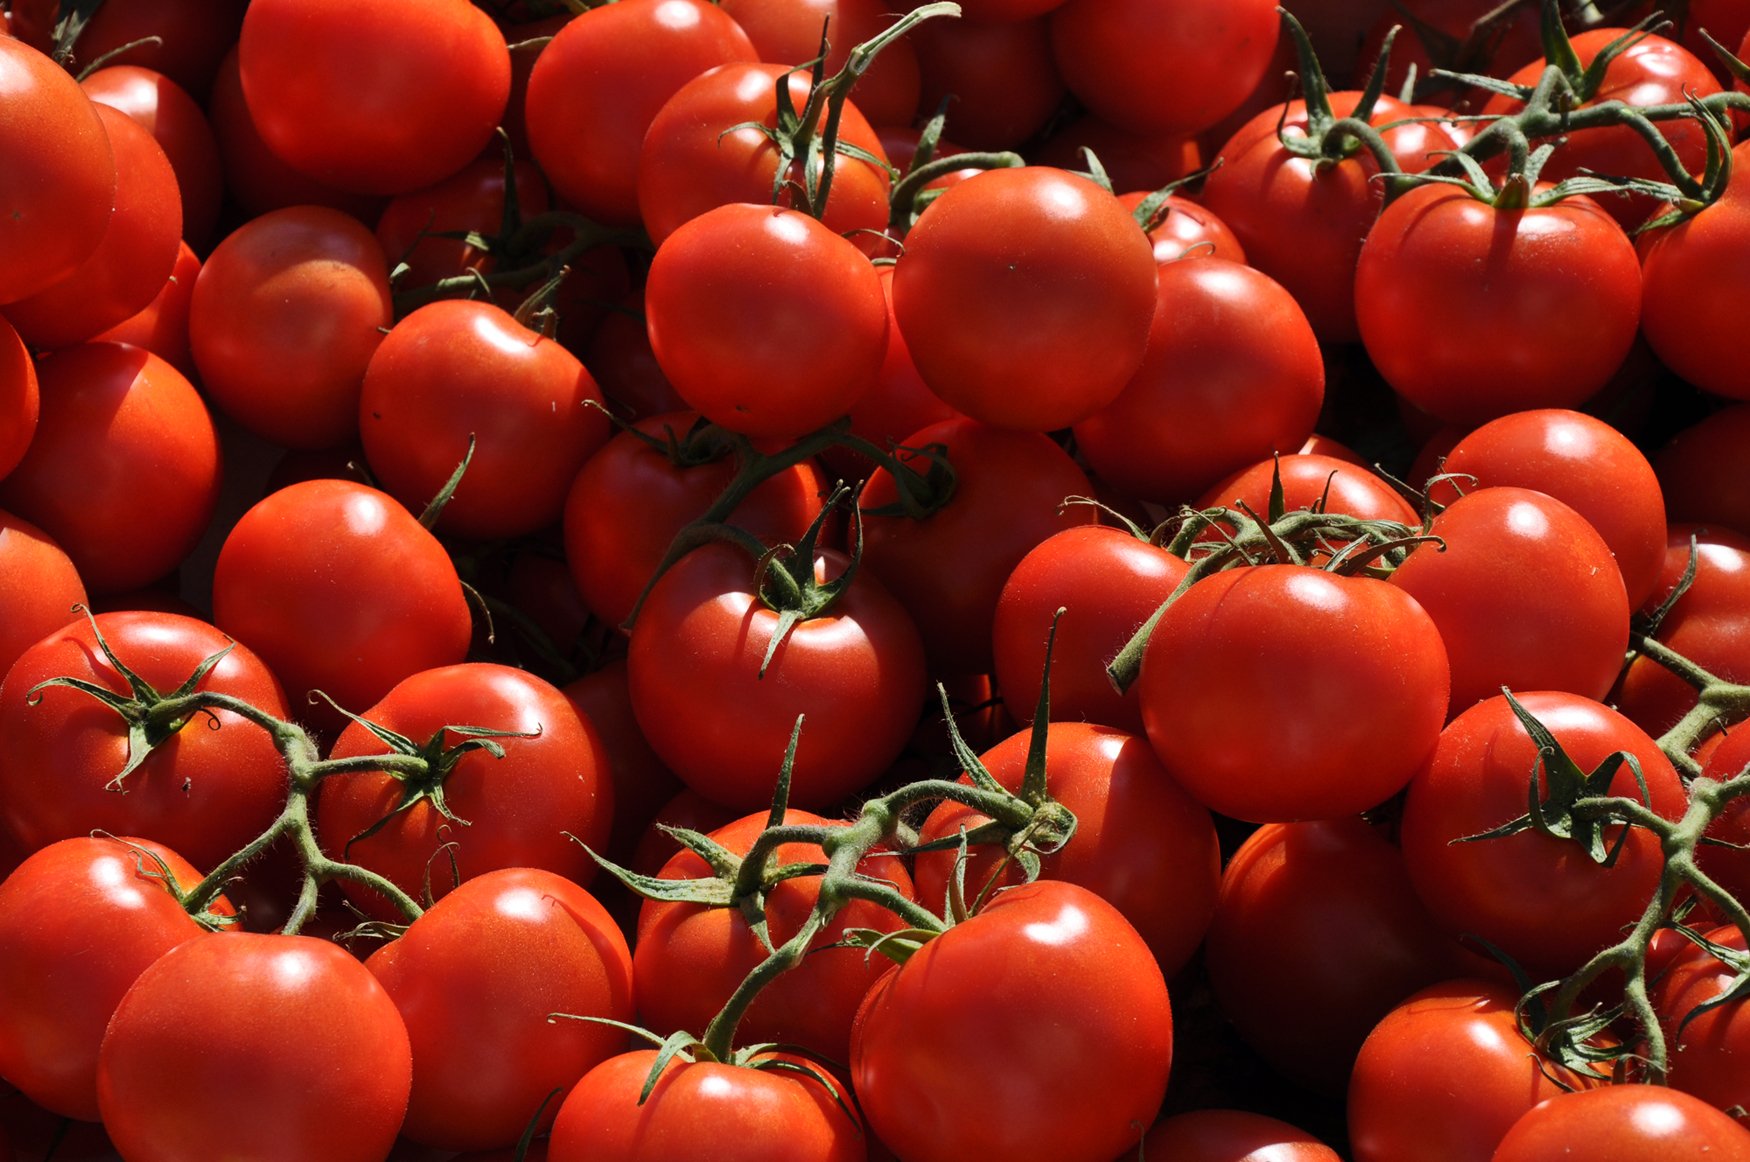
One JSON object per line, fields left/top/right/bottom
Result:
{"left": 909, "top": 15, "right": 1066, "bottom": 151}
{"left": 373, "top": 157, "right": 551, "bottom": 298}
{"left": 318, "top": 664, "right": 614, "bottom": 918}
{"left": 360, "top": 299, "right": 610, "bottom": 540}
{"left": 1493, "top": 1085, "right": 1750, "bottom": 1160}
{"left": 627, "top": 545, "right": 927, "bottom": 811}
{"left": 524, "top": 0, "right": 757, "bottom": 227}
{"left": 97, "top": 933, "right": 413, "bottom": 1162}
{"left": 191, "top": 206, "right": 395, "bottom": 450}
{"left": 80, "top": 64, "right": 223, "bottom": 249}
{"left": 1347, "top": 979, "right": 1600, "bottom": 1162}
{"left": 911, "top": 723, "right": 1221, "bottom": 978}
{"left": 1071, "top": 258, "right": 1324, "bottom": 505}
{"left": 0, "top": 836, "right": 211, "bottom": 1120}
{"left": 1354, "top": 183, "right": 1642, "bottom": 427}
{"left": 850, "top": 880, "right": 1172, "bottom": 1162}
{"left": 1399, "top": 692, "right": 1685, "bottom": 980}
{"left": 0, "top": 509, "right": 84, "bottom": 683}
{"left": 239, "top": 0, "right": 510, "bottom": 195}
{"left": 0, "top": 343, "right": 218, "bottom": 596}
{"left": 1196, "top": 452, "right": 1419, "bottom": 526}
{"left": 1650, "top": 924, "right": 1750, "bottom": 1119}
{"left": 0, "top": 37, "right": 115, "bottom": 305}
{"left": 891, "top": 166, "right": 1158, "bottom": 433}
{"left": 0, "top": 317, "right": 35, "bottom": 481}
{"left": 366, "top": 868, "right": 634, "bottom": 1151}
{"left": 1139, "top": 1110, "right": 1341, "bottom": 1161}
{"left": 1138, "top": 565, "right": 1450, "bottom": 823}
{"left": 211, "top": 480, "right": 473, "bottom": 726}
{"left": 68, "top": 0, "right": 245, "bottom": 100}
{"left": 1695, "top": 715, "right": 1750, "bottom": 902}
{"left": 0, "top": 611, "right": 290, "bottom": 869}
{"left": 634, "top": 809, "right": 918, "bottom": 1065}
{"left": 89, "top": 240, "right": 199, "bottom": 380}
{"left": 1115, "top": 190, "right": 1246, "bottom": 264}
{"left": 547, "top": 1049, "right": 865, "bottom": 1162}
{"left": 1388, "top": 487, "right": 1630, "bottom": 716}
{"left": 719, "top": 0, "right": 920, "bottom": 127}
{"left": 644, "top": 204, "right": 888, "bottom": 440}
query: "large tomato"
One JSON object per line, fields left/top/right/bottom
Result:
{"left": 0, "top": 316, "right": 35, "bottom": 482}
{"left": 1492, "top": 1085, "right": 1750, "bottom": 1160}
{"left": 97, "top": 933, "right": 413, "bottom": 1162}
{"left": 80, "top": 64, "right": 223, "bottom": 249}
{"left": 718, "top": 0, "right": 921, "bottom": 127}
{"left": 366, "top": 868, "right": 634, "bottom": 1151}
{"left": 850, "top": 880, "right": 1172, "bottom": 1162}
{"left": 1138, "top": 1110, "right": 1341, "bottom": 1162}
{"left": 1649, "top": 923, "right": 1750, "bottom": 1118}
{"left": 0, "top": 508, "right": 84, "bottom": 683}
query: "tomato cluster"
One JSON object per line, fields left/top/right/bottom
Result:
{"left": 8, "top": 0, "right": 1750, "bottom": 1159}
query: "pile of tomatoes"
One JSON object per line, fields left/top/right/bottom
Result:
{"left": 8, "top": 0, "right": 1750, "bottom": 1158}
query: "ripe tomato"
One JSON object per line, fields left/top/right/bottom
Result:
{"left": 1138, "top": 1110, "right": 1341, "bottom": 1161}
{"left": 909, "top": 15, "right": 1066, "bottom": 151}
{"left": 0, "top": 610, "right": 291, "bottom": 869}
{"left": 1115, "top": 190, "right": 1246, "bottom": 264}
{"left": 0, "top": 509, "right": 84, "bottom": 683}
{"left": 97, "top": 933, "right": 413, "bottom": 1162}
{"left": 65, "top": 0, "right": 245, "bottom": 100}
{"left": 238, "top": 0, "right": 510, "bottom": 195}
{"left": 0, "top": 836, "right": 212, "bottom": 1120}
{"left": 850, "top": 880, "right": 1172, "bottom": 1162}
{"left": 891, "top": 166, "right": 1158, "bottom": 433}
{"left": 366, "top": 868, "right": 634, "bottom": 1151}
{"left": 1492, "top": 1085, "right": 1750, "bottom": 1160}
{"left": 1139, "top": 564, "right": 1450, "bottom": 822}
{"left": 317, "top": 663, "right": 614, "bottom": 917}
{"left": 80, "top": 64, "right": 223, "bottom": 249}
{"left": 547, "top": 1049, "right": 864, "bottom": 1162}
{"left": 0, "top": 316, "right": 35, "bottom": 481}
{"left": 373, "top": 156, "right": 551, "bottom": 298}
{"left": 89, "top": 240, "right": 200, "bottom": 380}
{"left": 1196, "top": 452, "right": 1419, "bottom": 526}
{"left": 1650, "top": 923, "right": 1750, "bottom": 1118}
{"left": 0, "top": 37, "right": 114, "bottom": 305}
{"left": 719, "top": 0, "right": 921, "bottom": 127}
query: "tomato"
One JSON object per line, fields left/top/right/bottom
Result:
{"left": 1049, "top": 0, "right": 1280, "bottom": 136}
{"left": 360, "top": 299, "right": 611, "bottom": 540}
{"left": 644, "top": 204, "right": 888, "bottom": 441}
{"left": 211, "top": 479, "right": 473, "bottom": 727}
{"left": 80, "top": 65, "right": 223, "bottom": 249}
{"left": 97, "top": 933, "right": 413, "bottom": 1162}
{"left": 0, "top": 316, "right": 34, "bottom": 481}
{"left": 634, "top": 808, "right": 917, "bottom": 1064}
{"left": 1139, "top": 564, "right": 1449, "bottom": 822}
{"left": 910, "top": 15, "right": 1066, "bottom": 151}
{"left": 561, "top": 660, "right": 686, "bottom": 866}
{"left": 1347, "top": 979, "right": 1601, "bottom": 1162}
{"left": 859, "top": 417, "right": 1095, "bottom": 676}
{"left": 317, "top": 663, "right": 614, "bottom": 917}
{"left": 1354, "top": 183, "right": 1642, "bottom": 427}
{"left": 190, "top": 206, "right": 395, "bottom": 450}
{"left": 1196, "top": 452, "right": 1419, "bottom": 526}
{"left": 1494, "top": 1085, "right": 1750, "bottom": 1160}
{"left": 718, "top": 0, "right": 921, "bottom": 128}
{"left": 67, "top": 0, "right": 245, "bottom": 100}
{"left": 239, "top": 0, "right": 509, "bottom": 195}
{"left": 0, "top": 509, "right": 84, "bottom": 684}
{"left": 891, "top": 166, "right": 1157, "bottom": 434}
{"left": 1695, "top": 715, "right": 1750, "bottom": 901}
{"left": 850, "top": 880, "right": 1172, "bottom": 1162}
{"left": 1204, "top": 817, "right": 1473, "bottom": 1094}
{"left": 89, "top": 240, "right": 200, "bottom": 381}
{"left": 1115, "top": 190, "right": 1246, "bottom": 265}
{"left": 1398, "top": 691, "right": 1685, "bottom": 979}
{"left": 911, "top": 722, "right": 1221, "bottom": 978}
{"left": 1138, "top": 1110, "right": 1341, "bottom": 1161}
{"left": 547, "top": 1049, "right": 864, "bottom": 1162}
{"left": 1071, "top": 258, "right": 1325, "bottom": 505}
{"left": 1032, "top": 115, "right": 1205, "bottom": 195}
{"left": 1649, "top": 923, "right": 1750, "bottom": 1118}
{"left": 0, "top": 37, "right": 115, "bottom": 305}
{"left": 1353, "top": 0, "right": 1541, "bottom": 100}
{"left": 524, "top": 0, "right": 757, "bottom": 227}
{"left": 366, "top": 868, "right": 634, "bottom": 1151}
{"left": 3, "top": 105, "right": 181, "bottom": 352}
{"left": 0, "top": 343, "right": 219, "bottom": 596}
{"left": 1433, "top": 409, "right": 1666, "bottom": 607}
{"left": 0, "top": 836, "right": 212, "bottom": 1120}
{"left": 627, "top": 544, "right": 926, "bottom": 810}
{"left": 991, "top": 525, "right": 1188, "bottom": 734}
{"left": 373, "top": 157, "right": 551, "bottom": 299}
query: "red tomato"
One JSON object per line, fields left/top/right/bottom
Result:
{"left": 524, "top": 0, "right": 757, "bottom": 227}
{"left": 1138, "top": 1110, "right": 1341, "bottom": 1161}
{"left": 1388, "top": 487, "right": 1630, "bottom": 715}
{"left": 0, "top": 508, "right": 84, "bottom": 683}
{"left": 3, "top": 105, "right": 181, "bottom": 352}
{"left": 1139, "top": 564, "right": 1449, "bottom": 822}
{"left": 373, "top": 157, "right": 552, "bottom": 299}
{"left": 97, "top": 933, "right": 413, "bottom": 1162}
{"left": 1654, "top": 403, "right": 1750, "bottom": 534}
{"left": 68, "top": 0, "right": 244, "bottom": 100}
{"left": 0, "top": 343, "right": 219, "bottom": 595}
{"left": 0, "top": 37, "right": 115, "bottom": 305}
{"left": 634, "top": 808, "right": 918, "bottom": 1064}
{"left": 80, "top": 65, "right": 222, "bottom": 248}
{"left": 1032, "top": 115, "right": 1205, "bottom": 195}
{"left": 561, "top": 660, "right": 686, "bottom": 865}
{"left": 1072, "top": 258, "right": 1325, "bottom": 505}
{"left": 1347, "top": 979, "right": 1600, "bottom": 1162}
{"left": 911, "top": 722, "right": 1221, "bottom": 978}
{"left": 1398, "top": 691, "right": 1685, "bottom": 979}
{"left": 1115, "top": 190, "right": 1246, "bottom": 264}
{"left": 1650, "top": 923, "right": 1750, "bottom": 1118}
{"left": 582, "top": 289, "right": 686, "bottom": 421}
{"left": 360, "top": 299, "right": 611, "bottom": 540}
{"left": 1196, "top": 452, "right": 1419, "bottom": 526}
{"left": 366, "top": 868, "right": 634, "bottom": 1151}
{"left": 644, "top": 204, "right": 888, "bottom": 440}
{"left": 717, "top": 0, "right": 921, "bottom": 128}
{"left": 317, "top": 663, "right": 614, "bottom": 917}
{"left": 239, "top": 0, "right": 510, "bottom": 195}
{"left": 0, "top": 316, "right": 34, "bottom": 480}
{"left": 910, "top": 15, "right": 1066, "bottom": 151}
{"left": 0, "top": 610, "right": 291, "bottom": 868}
{"left": 891, "top": 166, "right": 1157, "bottom": 433}
{"left": 191, "top": 206, "right": 394, "bottom": 450}
{"left": 211, "top": 479, "right": 473, "bottom": 726}
{"left": 89, "top": 240, "right": 200, "bottom": 380}
{"left": 850, "top": 880, "right": 1173, "bottom": 1162}
{"left": 547, "top": 1049, "right": 864, "bottom": 1162}
{"left": 627, "top": 544, "right": 926, "bottom": 810}
{"left": 0, "top": 836, "right": 212, "bottom": 1120}
{"left": 1354, "top": 183, "right": 1642, "bottom": 427}
{"left": 1493, "top": 1085, "right": 1750, "bottom": 1160}
{"left": 1695, "top": 715, "right": 1750, "bottom": 901}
